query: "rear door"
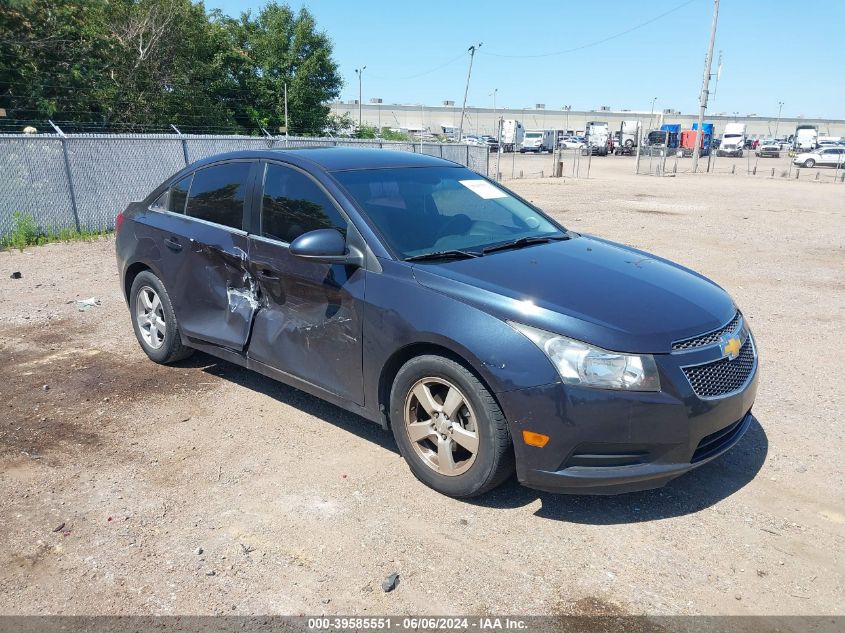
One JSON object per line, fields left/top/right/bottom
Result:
{"left": 246, "top": 161, "right": 365, "bottom": 404}
{"left": 167, "top": 160, "right": 260, "bottom": 350}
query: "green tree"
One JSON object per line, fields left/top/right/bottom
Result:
{"left": 0, "top": 0, "right": 342, "bottom": 134}
{"left": 213, "top": 2, "right": 342, "bottom": 134}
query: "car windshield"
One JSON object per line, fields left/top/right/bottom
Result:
{"left": 333, "top": 166, "right": 564, "bottom": 259}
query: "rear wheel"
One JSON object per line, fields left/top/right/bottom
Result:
{"left": 390, "top": 355, "right": 514, "bottom": 498}
{"left": 129, "top": 270, "right": 193, "bottom": 364}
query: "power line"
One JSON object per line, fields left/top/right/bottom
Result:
{"left": 366, "top": 51, "right": 467, "bottom": 81}
{"left": 482, "top": 0, "right": 697, "bottom": 59}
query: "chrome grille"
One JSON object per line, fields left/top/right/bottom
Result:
{"left": 682, "top": 339, "right": 756, "bottom": 398}
{"left": 672, "top": 312, "right": 742, "bottom": 351}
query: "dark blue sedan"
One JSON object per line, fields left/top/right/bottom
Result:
{"left": 115, "top": 148, "right": 758, "bottom": 498}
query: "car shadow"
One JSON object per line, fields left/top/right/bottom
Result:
{"left": 176, "top": 352, "right": 398, "bottom": 454}
{"left": 177, "top": 353, "right": 766, "bottom": 524}
{"left": 472, "top": 416, "right": 768, "bottom": 524}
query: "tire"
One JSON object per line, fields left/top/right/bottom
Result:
{"left": 624, "top": 139, "right": 634, "bottom": 148}
{"left": 804, "top": 159, "right": 815, "bottom": 168}
{"left": 129, "top": 270, "right": 194, "bottom": 364}
{"left": 738, "top": 150, "right": 743, "bottom": 158}
{"left": 389, "top": 355, "right": 514, "bottom": 498}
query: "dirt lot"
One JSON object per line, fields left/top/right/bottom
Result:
{"left": 1, "top": 162, "right": 843, "bottom": 618}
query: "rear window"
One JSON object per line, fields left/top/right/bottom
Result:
{"left": 150, "top": 174, "right": 192, "bottom": 214}
{"left": 185, "top": 162, "right": 251, "bottom": 230}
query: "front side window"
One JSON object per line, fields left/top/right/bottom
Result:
{"left": 185, "top": 162, "right": 251, "bottom": 230}
{"left": 261, "top": 163, "right": 346, "bottom": 243}
{"left": 334, "top": 166, "right": 562, "bottom": 259}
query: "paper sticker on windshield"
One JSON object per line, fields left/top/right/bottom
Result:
{"left": 459, "top": 179, "right": 508, "bottom": 199}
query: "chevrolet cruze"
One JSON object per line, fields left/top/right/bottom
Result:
{"left": 115, "top": 148, "right": 759, "bottom": 498}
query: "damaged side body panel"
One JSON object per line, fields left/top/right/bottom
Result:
{"left": 246, "top": 235, "right": 365, "bottom": 405}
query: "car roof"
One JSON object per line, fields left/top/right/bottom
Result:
{"left": 186, "top": 147, "right": 462, "bottom": 173}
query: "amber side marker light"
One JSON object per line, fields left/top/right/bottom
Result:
{"left": 522, "top": 430, "right": 550, "bottom": 447}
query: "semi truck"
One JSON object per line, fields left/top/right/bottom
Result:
{"left": 500, "top": 119, "right": 525, "bottom": 153}
{"left": 680, "top": 122, "right": 714, "bottom": 157}
{"left": 614, "top": 120, "right": 641, "bottom": 155}
{"left": 583, "top": 121, "right": 610, "bottom": 156}
{"left": 660, "top": 124, "right": 681, "bottom": 154}
{"left": 520, "top": 129, "right": 555, "bottom": 153}
{"left": 793, "top": 125, "right": 818, "bottom": 153}
{"left": 717, "top": 123, "right": 747, "bottom": 157}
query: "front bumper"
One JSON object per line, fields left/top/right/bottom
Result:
{"left": 496, "top": 348, "right": 759, "bottom": 495}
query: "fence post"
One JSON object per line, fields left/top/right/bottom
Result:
{"left": 59, "top": 137, "right": 82, "bottom": 232}
{"left": 634, "top": 128, "right": 642, "bottom": 175}
{"left": 466, "top": 145, "right": 470, "bottom": 168}
{"left": 48, "top": 121, "right": 82, "bottom": 233}
{"left": 171, "top": 124, "right": 189, "bottom": 166}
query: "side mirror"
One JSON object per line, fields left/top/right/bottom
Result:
{"left": 289, "top": 228, "right": 364, "bottom": 267}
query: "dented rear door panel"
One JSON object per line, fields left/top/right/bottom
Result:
{"left": 170, "top": 222, "right": 257, "bottom": 350}
{"left": 246, "top": 236, "right": 365, "bottom": 405}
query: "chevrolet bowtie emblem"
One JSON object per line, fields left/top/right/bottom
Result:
{"left": 721, "top": 335, "right": 742, "bottom": 360}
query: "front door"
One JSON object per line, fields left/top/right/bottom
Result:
{"left": 168, "top": 160, "right": 259, "bottom": 350}
{"left": 246, "top": 161, "right": 365, "bottom": 405}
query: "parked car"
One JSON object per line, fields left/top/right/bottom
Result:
{"left": 756, "top": 140, "right": 781, "bottom": 158}
{"left": 116, "top": 148, "right": 758, "bottom": 498}
{"left": 480, "top": 136, "right": 500, "bottom": 152}
{"left": 792, "top": 146, "right": 845, "bottom": 168}
{"left": 558, "top": 138, "right": 585, "bottom": 150}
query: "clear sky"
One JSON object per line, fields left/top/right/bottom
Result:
{"left": 205, "top": 0, "right": 844, "bottom": 120}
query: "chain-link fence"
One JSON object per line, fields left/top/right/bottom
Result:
{"left": 0, "top": 133, "right": 489, "bottom": 237}
{"left": 633, "top": 140, "right": 845, "bottom": 183}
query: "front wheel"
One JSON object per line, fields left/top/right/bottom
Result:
{"left": 390, "top": 355, "right": 514, "bottom": 498}
{"left": 804, "top": 158, "right": 815, "bottom": 168}
{"left": 129, "top": 270, "right": 193, "bottom": 364}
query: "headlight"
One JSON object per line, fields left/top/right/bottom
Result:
{"left": 510, "top": 322, "right": 661, "bottom": 391}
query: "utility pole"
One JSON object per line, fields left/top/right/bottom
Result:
{"left": 692, "top": 0, "right": 720, "bottom": 173}
{"left": 774, "top": 101, "right": 784, "bottom": 139}
{"left": 284, "top": 82, "right": 289, "bottom": 145}
{"left": 457, "top": 43, "right": 482, "bottom": 142}
{"left": 491, "top": 88, "right": 497, "bottom": 136}
{"left": 355, "top": 66, "right": 366, "bottom": 130}
{"left": 649, "top": 97, "right": 657, "bottom": 128}
{"left": 711, "top": 50, "right": 723, "bottom": 105}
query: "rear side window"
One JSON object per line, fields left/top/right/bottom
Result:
{"left": 150, "top": 174, "right": 192, "bottom": 214}
{"left": 261, "top": 163, "right": 346, "bottom": 243}
{"left": 186, "top": 162, "right": 251, "bottom": 230}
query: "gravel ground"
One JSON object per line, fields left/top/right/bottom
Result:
{"left": 0, "top": 161, "right": 843, "bottom": 618}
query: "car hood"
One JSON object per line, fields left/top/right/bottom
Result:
{"left": 411, "top": 235, "right": 735, "bottom": 354}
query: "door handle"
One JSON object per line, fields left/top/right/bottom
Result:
{"left": 257, "top": 268, "right": 279, "bottom": 280}
{"left": 164, "top": 237, "right": 182, "bottom": 252}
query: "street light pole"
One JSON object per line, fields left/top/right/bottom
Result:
{"left": 458, "top": 43, "right": 482, "bottom": 142}
{"left": 355, "top": 66, "right": 366, "bottom": 130}
{"left": 649, "top": 96, "right": 657, "bottom": 128}
{"left": 692, "top": 0, "right": 720, "bottom": 174}
{"left": 774, "top": 101, "right": 784, "bottom": 139}
{"left": 491, "top": 88, "right": 497, "bottom": 135}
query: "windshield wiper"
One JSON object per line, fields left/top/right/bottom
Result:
{"left": 405, "top": 249, "right": 481, "bottom": 262}
{"left": 482, "top": 234, "right": 570, "bottom": 255}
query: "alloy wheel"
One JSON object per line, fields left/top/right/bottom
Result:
{"left": 135, "top": 285, "right": 166, "bottom": 349}
{"left": 404, "top": 377, "right": 479, "bottom": 476}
